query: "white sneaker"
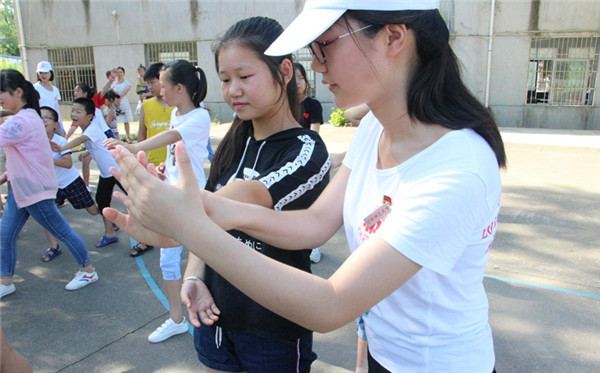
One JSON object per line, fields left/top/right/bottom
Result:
{"left": 0, "top": 283, "right": 16, "bottom": 299}
{"left": 148, "top": 317, "right": 188, "bottom": 343}
{"left": 65, "top": 270, "right": 98, "bottom": 291}
{"left": 310, "top": 248, "right": 321, "bottom": 263}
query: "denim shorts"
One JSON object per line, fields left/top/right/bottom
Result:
{"left": 356, "top": 314, "right": 368, "bottom": 341}
{"left": 194, "top": 324, "right": 317, "bottom": 373}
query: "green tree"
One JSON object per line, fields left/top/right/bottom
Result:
{"left": 0, "top": 0, "right": 19, "bottom": 56}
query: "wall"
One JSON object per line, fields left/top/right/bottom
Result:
{"left": 13, "top": 0, "right": 600, "bottom": 129}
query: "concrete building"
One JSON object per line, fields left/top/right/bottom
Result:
{"left": 13, "top": 0, "right": 600, "bottom": 130}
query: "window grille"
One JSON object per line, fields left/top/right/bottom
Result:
{"left": 145, "top": 42, "right": 198, "bottom": 66}
{"left": 294, "top": 47, "right": 317, "bottom": 98}
{"left": 526, "top": 36, "right": 599, "bottom": 106}
{"left": 48, "top": 47, "right": 95, "bottom": 103}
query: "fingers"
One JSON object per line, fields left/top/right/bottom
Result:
{"left": 136, "top": 150, "right": 149, "bottom": 169}
{"left": 187, "top": 309, "right": 201, "bottom": 328}
{"left": 109, "top": 166, "right": 122, "bottom": 183}
{"left": 174, "top": 142, "right": 200, "bottom": 192}
{"left": 112, "top": 191, "right": 128, "bottom": 204}
{"left": 199, "top": 310, "right": 218, "bottom": 326}
{"left": 102, "top": 207, "right": 127, "bottom": 227}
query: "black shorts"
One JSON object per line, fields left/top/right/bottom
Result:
{"left": 55, "top": 177, "right": 95, "bottom": 209}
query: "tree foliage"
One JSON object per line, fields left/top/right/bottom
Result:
{"left": 0, "top": 0, "right": 19, "bottom": 56}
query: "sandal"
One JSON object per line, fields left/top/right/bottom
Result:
{"left": 130, "top": 243, "right": 154, "bottom": 257}
{"left": 95, "top": 235, "right": 119, "bottom": 248}
{"left": 41, "top": 245, "right": 62, "bottom": 262}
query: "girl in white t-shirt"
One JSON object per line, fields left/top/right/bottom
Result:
{"left": 34, "top": 61, "right": 65, "bottom": 136}
{"left": 106, "top": 1, "right": 506, "bottom": 372}
{"left": 105, "top": 60, "right": 210, "bottom": 344}
{"left": 111, "top": 66, "right": 133, "bottom": 143}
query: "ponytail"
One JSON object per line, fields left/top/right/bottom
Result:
{"left": 75, "top": 82, "right": 96, "bottom": 99}
{"left": 192, "top": 66, "right": 208, "bottom": 108}
{"left": 161, "top": 60, "right": 207, "bottom": 108}
{"left": 0, "top": 69, "right": 41, "bottom": 115}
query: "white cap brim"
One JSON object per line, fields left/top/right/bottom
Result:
{"left": 265, "top": 0, "right": 440, "bottom": 57}
{"left": 265, "top": 7, "right": 345, "bottom": 56}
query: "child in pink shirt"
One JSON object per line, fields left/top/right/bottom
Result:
{"left": 0, "top": 69, "right": 98, "bottom": 299}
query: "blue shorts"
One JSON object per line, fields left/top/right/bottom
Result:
{"left": 55, "top": 177, "right": 95, "bottom": 209}
{"left": 194, "top": 324, "right": 317, "bottom": 373}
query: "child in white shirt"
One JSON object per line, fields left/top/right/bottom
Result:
{"left": 51, "top": 98, "right": 123, "bottom": 248}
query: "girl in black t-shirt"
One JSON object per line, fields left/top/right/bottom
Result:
{"left": 294, "top": 62, "right": 324, "bottom": 132}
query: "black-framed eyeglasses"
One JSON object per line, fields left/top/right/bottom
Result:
{"left": 41, "top": 116, "right": 55, "bottom": 123}
{"left": 308, "top": 24, "right": 373, "bottom": 64}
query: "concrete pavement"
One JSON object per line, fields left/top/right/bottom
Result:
{"left": 1, "top": 125, "right": 598, "bottom": 372}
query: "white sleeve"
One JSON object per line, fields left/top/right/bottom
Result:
{"left": 377, "top": 172, "right": 489, "bottom": 275}
{"left": 82, "top": 125, "right": 103, "bottom": 144}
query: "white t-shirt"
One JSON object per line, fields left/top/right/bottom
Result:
{"left": 35, "top": 82, "right": 65, "bottom": 135}
{"left": 343, "top": 112, "right": 501, "bottom": 373}
{"left": 51, "top": 134, "right": 81, "bottom": 188}
{"left": 82, "top": 123, "right": 119, "bottom": 178}
{"left": 93, "top": 107, "right": 111, "bottom": 133}
{"left": 165, "top": 107, "right": 210, "bottom": 188}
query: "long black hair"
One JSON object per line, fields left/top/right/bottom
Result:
{"left": 161, "top": 60, "right": 207, "bottom": 109}
{"left": 209, "top": 16, "right": 300, "bottom": 185}
{"left": 344, "top": 9, "right": 506, "bottom": 168}
{"left": 0, "top": 69, "right": 41, "bottom": 115}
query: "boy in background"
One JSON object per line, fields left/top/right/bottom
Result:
{"left": 40, "top": 106, "right": 100, "bottom": 261}
{"left": 50, "top": 98, "right": 123, "bottom": 248}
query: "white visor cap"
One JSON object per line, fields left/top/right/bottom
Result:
{"left": 265, "top": 0, "right": 440, "bottom": 56}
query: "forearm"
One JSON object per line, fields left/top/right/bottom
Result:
{"left": 183, "top": 252, "right": 206, "bottom": 279}
{"left": 61, "top": 136, "right": 86, "bottom": 151}
{"left": 54, "top": 157, "right": 73, "bottom": 169}
{"left": 65, "top": 125, "right": 77, "bottom": 140}
{"left": 100, "top": 79, "right": 113, "bottom": 97}
{"left": 132, "top": 129, "right": 180, "bottom": 153}
{"left": 137, "top": 109, "right": 147, "bottom": 141}
{"left": 208, "top": 167, "right": 349, "bottom": 250}
{"left": 237, "top": 203, "right": 337, "bottom": 249}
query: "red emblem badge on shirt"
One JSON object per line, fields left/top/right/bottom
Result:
{"left": 303, "top": 113, "right": 310, "bottom": 119}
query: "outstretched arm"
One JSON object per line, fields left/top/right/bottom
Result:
{"left": 105, "top": 128, "right": 181, "bottom": 154}
{"left": 51, "top": 135, "right": 89, "bottom": 152}
{"left": 202, "top": 165, "right": 347, "bottom": 250}
{"left": 105, "top": 144, "right": 421, "bottom": 332}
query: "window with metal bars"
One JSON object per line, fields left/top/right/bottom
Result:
{"left": 294, "top": 47, "right": 317, "bottom": 98}
{"left": 144, "top": 42, "right": 198, "bottom": 66}
{"left": 526, "top": 36, "right": 599, "bottom": 106}
{"left": 47, "top": 47, "right": 95, "bottom": 103}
